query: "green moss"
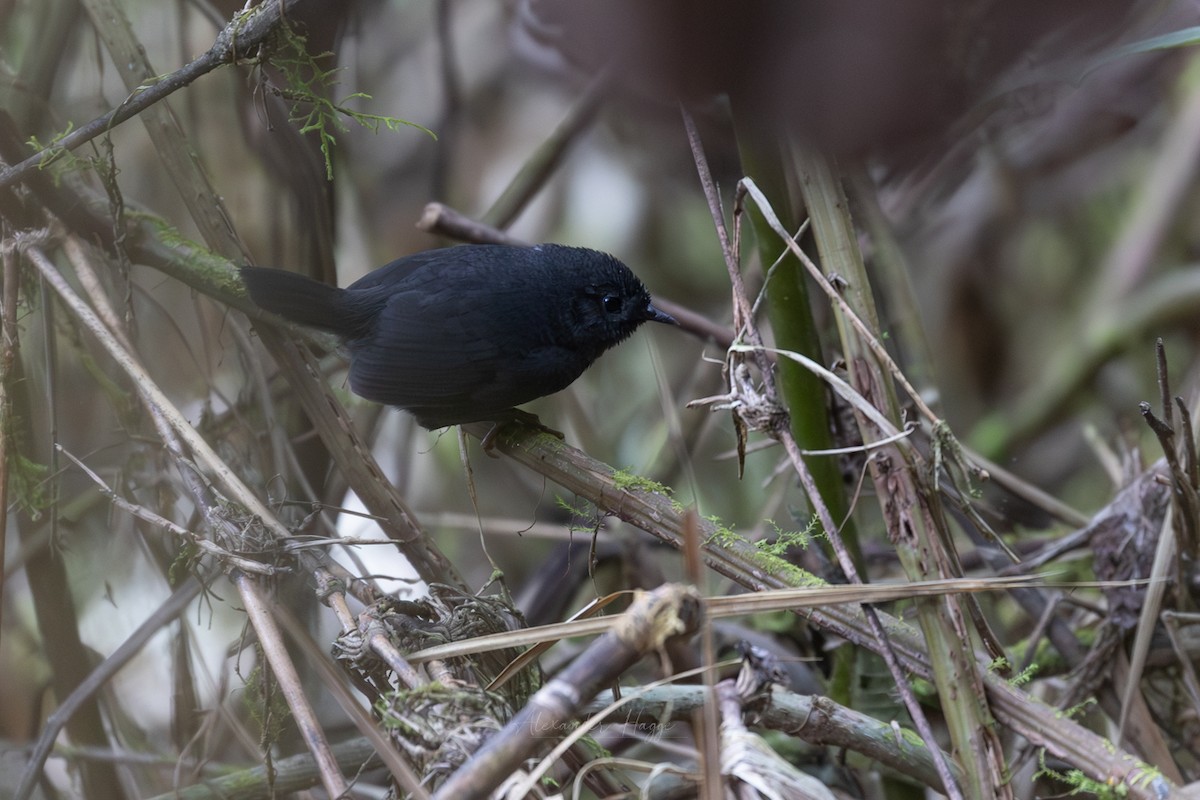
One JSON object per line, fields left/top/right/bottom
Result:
{"left": 756, "top": 516, "right": 820, "bottom": 556}
{"left": 243, "top": 662, "right": 291, "bottom": 742}
{"left": 1035, "top": 750, "right": 1131, "bottom": 798}
{"left": 611, "top": 467, "right": 673, "bottom": 496}
{"left": 738, "top": 546, "right": 827, "bottom": 588}
{"left": 259, "top": 18, "right": 435, "bottom": 180}
{"left": 1061, "top": 697, "right": 1096, "bottom": 721}
{"left": 554, "top": 495, "right": 604, "bottom": 534}
{"left": 130, "top": 212, "right": 243, "bottom": 295}
{"left": 1007, "top": 662, "right": 1038, "bottom": 688}
{"left": 26, "top": 122, "right": 83, "bottom": 181}
{"left": 8, "top": 452, "right": 51, "bottom": 517}
{"left": 702, "top": 513, "right": 741, "bottom": 547}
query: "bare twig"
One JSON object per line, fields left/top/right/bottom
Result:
{"left": 680, "top": 108, "right": 776, "bottom": 394}
{"left": 27, "top": 244, "right": 357, "bottom": 796}
{"left": 481, "top": 67, "right": 611, "bottom": 230}
{"left": 434, "top": 584, "right": 701, "bottom": 800}
{"left": 58, "top": 445, "right": 282, "bottom": 574}
{"left": 406, "top": 575, "right": 1048, "bottom": 664}
{"left": 237, "top": 573, "right": 351, "bottom": 797}
{"left": 273, "top": 603, "right": 430, "bottom": 798}
{"left": 0, "top": 0, "right": 300, "bottom": 192}
{"left": 462, "top": 422, "right": 1178, "bottom": 798}
{"left": 15, "top": 580, "right": 203, "bottom": 800}
{"left": 681, "top": 109, "right": 964, "bottom": 798}
{"left": 419, "top": 202, "right": 524, "bottom": 245}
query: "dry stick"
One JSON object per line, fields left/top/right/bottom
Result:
{"left": 679, "top": 110, "right": 964, "bottom": 799}
{"left": 407, "top": 576, "right": 1047, "bottom": 665}
{"left": 739, "top": 178, "right": 942, "bottom": 429}
{"left": 236, "top": 573, "right": 350, "bottom": 797}
{"left": 587, "top": 684, "right": 960, "bottom": 794}
{"left": 679, "top": 109, "right": 775, "bottom": 395}
{"left": 272, "top": 603, "right": 431, "bottom": 800}
{"left": 419, "top": 201, "right": 524, "bottom": 245}
{"left": 0, "top": 0, "right": 299, "bottom": 191}
{"left": 461, "top": 424, "right": 1178, "bottom": 799}
{"left": 481, "top": 67, "right": 610, "bottom": 230}
{"left": 0, "top": 238, "right": 20, "bottom": 638}
{"left": 58, "top": 445, "right": 281, "bottom": 575}
{"left": 26, "top": 245, "right": 355, "bottom": 799}
{"left": 433, "top": 584, "right": 701, "bottom": 800}
{"left": 14, "top": 579, "right": 203, "bottom": 800}
{"left": 1117, "top": 347, "right": 1190, "bottom": 774}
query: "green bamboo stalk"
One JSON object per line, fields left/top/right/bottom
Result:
{"left": 733, "top": 120, "right": 860, "bottom": 567}
{"left": 792, "top": 145, "right": 1009, "bottom": 800}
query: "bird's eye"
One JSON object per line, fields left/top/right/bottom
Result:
{"left": 602, "top": 295, "right": 623, "bottom": 314}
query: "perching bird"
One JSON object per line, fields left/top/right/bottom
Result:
{"left": 241, "top": 243, "right": 675, "bottom": 431}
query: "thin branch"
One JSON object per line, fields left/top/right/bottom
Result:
{"left": 15, "top": 580, "right": 203, "bottom": 800}
{"left": 435, "top": 584, "right": 701, "bottom": 800}
{"left": 57, "top": 445, "right": 282, "bottom": 575}
{"left": 481, "top": 67, "right": 610, "bottom": 230}
{"left": 27, "top": 243, "right": 354, "bottom": 796}
{"left": 680, "top": 107, "right": 777, "bottom": 393}
{"left": 681, "top": 111, "right": 962, "bottom": 798}
{"left": 0, "top": 0, "right": 299, "bottom": 192}
{"left": 236, "top": 572, "right": 350, "bottom": 797}
{"left": 463, "top": 423, "right": 1178, "bottom": 799}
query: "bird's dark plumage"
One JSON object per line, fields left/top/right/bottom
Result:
{"left": 241, "top": 244, "right": 675, "bottom": 428}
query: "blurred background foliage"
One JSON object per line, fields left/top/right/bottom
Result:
{"left": 3, "top": 0, "right": 1200, "bottom": 797}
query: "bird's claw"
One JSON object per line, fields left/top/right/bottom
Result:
{"left": 479, "top": 411, "right": 565, "bottom": 456}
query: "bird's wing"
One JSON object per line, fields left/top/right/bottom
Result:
{"left": 345, "top": 285, "right": 514, "bottom": 408}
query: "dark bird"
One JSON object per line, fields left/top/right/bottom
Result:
{"left": 241, "top": 244, "right": 676, "bottom": 431}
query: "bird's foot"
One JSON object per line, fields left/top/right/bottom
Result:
{"left": 479, "top": 410, "right": 564, "bottom": 455}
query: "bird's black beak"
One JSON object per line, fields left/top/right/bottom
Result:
{"left": 645, "top": 301, "right": 678, "bottom": 326}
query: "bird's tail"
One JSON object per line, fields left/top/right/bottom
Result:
{"left": 241, "top": 267, "right": 372, "bottom": 338}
